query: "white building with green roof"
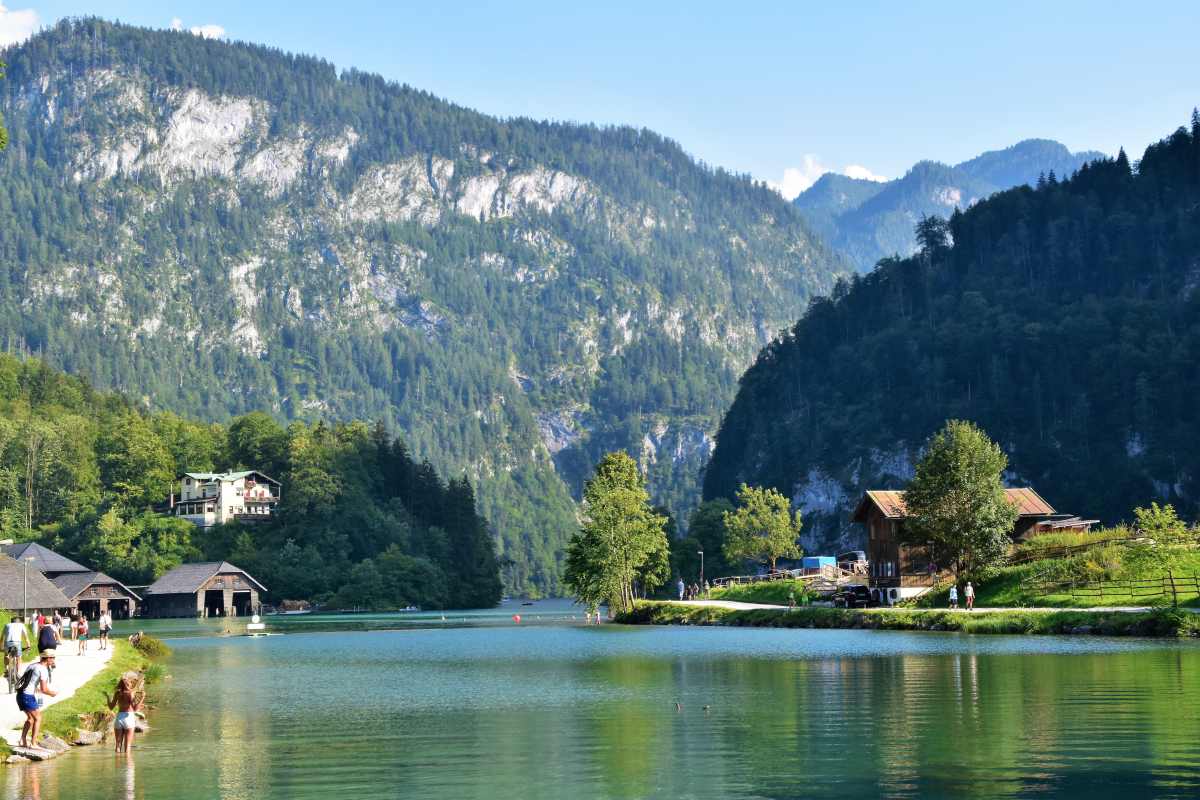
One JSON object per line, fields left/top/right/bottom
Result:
{"left": 172, "top": 470, "right": 281, "bottom": 528}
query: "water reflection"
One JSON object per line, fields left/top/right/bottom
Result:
{"left": 3, "top": 626, "right": 1199, "bottom": 799}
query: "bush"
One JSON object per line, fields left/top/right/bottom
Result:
{"left": 130, "top": 633, "right": 171, "bottom": 659}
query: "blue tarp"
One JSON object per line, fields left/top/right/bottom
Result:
{"left": 802, "top": 556, "right": 836, "bottom": 569}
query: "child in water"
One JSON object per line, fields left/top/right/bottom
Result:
{"left": 106, "top": 671, "right": 144, "bottom": 754}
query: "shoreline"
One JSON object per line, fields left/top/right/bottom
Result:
{"left": 2, "top": 638, "right": 158, "bottom": 763}
{"left": 617, "top": 601, "right": 1200, "bottom": 637}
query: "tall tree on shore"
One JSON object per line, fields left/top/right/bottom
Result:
{"left": 722, "top": 484, "right": 802, "bottom": 572}
{"left": 904, "top": 420, "right": 1017, "bottom": 579}
{"left": 564, "top": 452, "right": 668, "bottom": 615}
{"left": 0, "top": 60, "right": 7, "bottom": 152}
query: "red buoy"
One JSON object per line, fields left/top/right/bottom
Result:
{"left": 513, "top": 614, "right": 521, "bottom": 623}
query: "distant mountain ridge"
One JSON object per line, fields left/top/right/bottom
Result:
{"left": 0, "top": 19, "right": 847, "bottom": 596}
{"left": 795, "top": 139, "right": 1107, "bottom": 270}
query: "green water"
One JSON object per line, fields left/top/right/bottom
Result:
{"left": 5, "top": 603, "right": 1200, "bottom": 799}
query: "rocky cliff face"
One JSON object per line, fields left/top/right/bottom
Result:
{"left": 0, "top": 20, "right": 846, "bottom": 593}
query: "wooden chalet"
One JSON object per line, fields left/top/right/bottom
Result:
{"left": 51, "top": 572, "right": 141, "bottom": 619}
{"left": 143, "top": 561, "right": 267, "bottom": 618}
{"left": 852, "top": 487, "right": 1089, "bottom": 603}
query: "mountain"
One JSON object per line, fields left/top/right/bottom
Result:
{"left": 706, "top": 117, "right": 1200, "bottom": 554}
{"left": 794, "top": 139, "right": 1107, "bottom": 270}
{"left": 0, "top": 19, "right": 846, "bottom": 595}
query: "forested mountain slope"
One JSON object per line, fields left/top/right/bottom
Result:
{"left": 0, "top": 353, "right": 500, "bottom": 609}
{"left": 795, "top": 139, "right": 1105, "bottom": 270}
{"left": 708, "top": 117, "right": 1200, "bottom": 553}
{"left": 0, "top": 19, "right": 846, "bottom": 595}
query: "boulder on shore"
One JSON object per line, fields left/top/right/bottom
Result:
{"left": 72, "top": 729, "right": 105, "bottom": 746}
{"left": 37, "top": 734, "right": 71, "bottom": 753}
{"left": 10, "top": 746, "right": 58, "bottom": 761}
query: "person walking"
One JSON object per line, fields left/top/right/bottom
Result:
{"left": 36, "top": 616, "right": 60, "bottom": 655}
{"left": 948, "top": 584, "right": 959, "bottom": 609}
{"left": 106, "top": 671, "right": 144, "bottom": 754}
{"left": 69, "top": 614, "right": 80, "bottom": 642}
{"left": 4, "top": 616, "right": 30, "bottom": 683}
{"left": 76, "top": 616, "right": 89, "bottom": 655}
{"left": 788, "top": 589, "right": 797, "bottom": 609}
{"left": 965, "top": 581, "right": 976, "bottom": 611}
{"left": 98, "top": 610, "right": 113, "bottom": 651}
{"left": 677, "top": 578, "right": 685, "bottom": 601}
{"left": 16, "top": 649, "right": 57, "bottom": 749}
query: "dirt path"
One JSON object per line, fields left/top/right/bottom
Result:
{"left": 0, "top": 641, "right": 114, "bottom": 746}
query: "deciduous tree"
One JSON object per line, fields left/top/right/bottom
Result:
{"left": 722, "top": 484, "right": 802, "bottom": 572}
{"left": 904, "top": 420, "right": 1017, "bottom": 579}
{"left": 564, "top": 452, "right": 668, "bottom": 615}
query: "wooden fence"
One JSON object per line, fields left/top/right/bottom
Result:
{"left": 1026, "top": 573, "right": 1200, "bottom": 605}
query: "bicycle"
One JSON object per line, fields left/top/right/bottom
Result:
{"left": 5, "top": 645, "right": 20, "bottom": 694}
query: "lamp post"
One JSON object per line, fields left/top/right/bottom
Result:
{"left": 697, "top": 550, "right": 704, "bottom": 588}
{"left": 23, "top": 556, "right": 34, "bottom": 622}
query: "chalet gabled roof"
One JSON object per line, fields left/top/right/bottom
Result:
{"left": 0, "top": 542, "right": 91, "bottom": 574}
{"left": 852, "top": 487, "right": 1057, "bottom": 522}
{"left": 181, "top": 470, "right": 281, "bottom": 486}
{"left": 145, "top": 561, "right": 267, "bottom": 595}
{"left": 50, "top": 571, "right": 142, "bottom": 602}
{"left": 0, "top": 556, "right": 72, "bottom": 610}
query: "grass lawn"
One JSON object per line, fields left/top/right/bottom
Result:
{"left": 914, "top": 545, "right": 1200, "bottom": 609}
{"left": 708, "top": 579, "right": 816, "bottom": 605}
{"left": 619, "top": 600, "right": 1200, "bottom": 638}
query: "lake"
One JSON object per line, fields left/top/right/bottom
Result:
{"left": 4, "top": 601, "right": 1200, "bottom": 799}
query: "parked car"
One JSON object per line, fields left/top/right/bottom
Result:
{"left": 833, "top": 584, "right": 873, "bottom": 608}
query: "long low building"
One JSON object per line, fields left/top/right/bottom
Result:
{"left": 142, "top": 561, "right": 267, "bottom": 618}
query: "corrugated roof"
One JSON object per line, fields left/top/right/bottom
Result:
{"left": 50, "top": 571, "right": 142, "bottom": 602}
{"left": 0, "top": 543, "right": 91, "bottom": 574}
{"left": 0, "top": 556, "right": 73, "bottom": 610}
{"left": 145, "top": 561, "right": 267, "bottom": 595}
{"left": 855, "top": 487, "right": 1056, "bottom": 520}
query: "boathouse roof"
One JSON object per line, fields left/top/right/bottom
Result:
{"left": 0, "top": 555, "right": 73, "bottom": 611}
{"left": 0, "top": 542, "right": 91, "bottom": 575}
{"left": 145, "top": 561, "right": 268, "bottom": 595}
{"left": 51, "top": 571, "right": 142, "bottom": 602}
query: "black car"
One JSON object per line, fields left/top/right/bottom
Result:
{"left": 833, "top": 584, "right": 873, "bottom": 608}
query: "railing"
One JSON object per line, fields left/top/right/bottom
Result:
{"left": 711, "top": 566, "right": 861, "bottom": 591}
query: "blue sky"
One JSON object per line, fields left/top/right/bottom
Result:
{"left": 4, "top": 1, "right": 1199, "bottom": 197}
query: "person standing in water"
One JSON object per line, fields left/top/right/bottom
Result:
{"left": 106, "top": 671, "right": 144, "bottom": 754}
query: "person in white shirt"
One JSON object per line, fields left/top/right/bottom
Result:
{"left": 98, "top": 611, "right": 113, "bottom": 651}
{"left": 4, "top": 616, "right": 30, "bottom": 676}
{"left": 965, "top": 581, "right": 976, "bottom": 611}
{"left": 17, "top": 649, "right": 58, "bottom": 749}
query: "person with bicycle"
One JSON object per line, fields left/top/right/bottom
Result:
{"left": 3, "top": 616, "right": 30, "bottom": 691}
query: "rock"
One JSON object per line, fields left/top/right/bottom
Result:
{"left": 72, "top": 728, "right": 105, "bottom": 746}
{"left": 5, "top": 754, "right": 30, "bottom": 764}
{"left": 10, "top": 746, "right": 58, "bottom": 761}
{"left": 1073, "top": 625, "right": 1094, "bottom": 635}
{"left": 37, "top": 734, "right": 71, "bottom": 753}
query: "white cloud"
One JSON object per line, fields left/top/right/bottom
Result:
{"left": 843, "top": 164, "right": 888, "bottom": 183}
{"left": 0, "top": 3, "right": 39, "bottom": 48}
{"left": 169, "top": 17, "right": 226, "bottom": 40}
{"left": 767, "top": 155, "right": 830, "bottom": 200}
{"left": 768, "top": 156, "right": 889, "bottom": 200}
